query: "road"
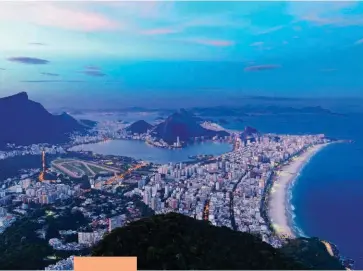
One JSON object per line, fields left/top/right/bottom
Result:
{"left": 230, "top": 172, "right": 247, "bottom": 231}
{"left": 105, "top": 162, "right": 148, "bottom": 185}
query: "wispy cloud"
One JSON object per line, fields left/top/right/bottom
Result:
{"left": 355, "top": 38, "right": 363, "bottom": 45}
{"left": 0, "top": 2, "right": 121, "bottom": 32}
{"left": 83, "top": 70, "right": 106, "bottom": 77}
{"left": 244, "top": 64, "right": 281, "bottom": 72}
{"left": 186, "top": 38, "right": 235, "bottom": 47}
{"left": 29, "top": 42, "right": 47, "bottom": 46}
{"left": 81, "top": 66, "right": 106, "bottom": 77}
{"left": 41, "top": 72, "right": 59, "bottom": 77}
{"left": 20, "top": 80, "right": 84, "bottom": 83}
{"left": 7, "top": 57, "right": 49, "bottom": 65}
{"left": 287, "top": 2, "right": 363, "bottom": 27}
{"left": 0, "top": 68, "right": 5, "bottom": 70}
{"left": 84, "top": 65, "right": 101, "bottom": 71}
{"left": 250, "top": 41, "right": 264, "bottom": 47}
{"left": 256, "top": 25, "right": 285, "bottom": 35}
{"left": 141, "top": 28, "right": 180, "bottom": 35}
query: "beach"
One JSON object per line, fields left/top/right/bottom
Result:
{"left": 268, "top": 143, "right": 330, "bottom": 238}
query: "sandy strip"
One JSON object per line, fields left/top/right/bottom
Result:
{"left": 268, "top": 143, "right": 330, "bottom": 238}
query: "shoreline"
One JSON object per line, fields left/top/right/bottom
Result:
{"left": 267, "top": 142, "right": 332, "bottom": 239}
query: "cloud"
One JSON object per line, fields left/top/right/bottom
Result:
{"left": 0, "top": 2, "right": 121, "bottom": 32}
{"left": 81, "top": 66, "right": 106, "bottom": 77}
{"left": 287, "top": 2, "right": 363, "bottom": 27}
{"left": 250, "top": 42, "right": 264, "bottom": 47}
{"left": 7, "top": 57, "right": 49, "bottom": 65}
{"left": 141, "top": 28, "right": 180, "bottom": 35}
{"left": 82, "top": 70, "right": 106, "bottom": 77}
{"left": 41, "top": 72, "right": 59, "bottom": 77}
{"left": 256, "top": 25, "right": 285, "bottom": 35}
{"left": 0, "top": 68, "right": 5, "bottom": 70}
{"left": 186, "top": 38, "right": 235, "bottom": 47}
{"left": 104, "top": 1, "right": 169, "bottom": 20}
{"left": 84, "top": 65, "right": 101, "bottom": 71}
{"left": 29, "top": 42, "right": 47, "bottom": 46}
{"left": 20, "top": 80, "right": 84, "bottom": 83}
{"left": 244, "top": 64, "right": 281, "bottom": 72}
{"left": 355, "top": 38, "right": 363, "bottom": 45}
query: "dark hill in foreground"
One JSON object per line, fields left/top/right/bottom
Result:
{"left": 92, "top": 213, "right": 344, "bottom": 270}
{"left": 0, "top": 92, "right": 86, "bottom": 148}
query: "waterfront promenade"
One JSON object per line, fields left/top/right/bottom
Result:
{"left": 267, "top": 143, "right": 330, "bottom": 238}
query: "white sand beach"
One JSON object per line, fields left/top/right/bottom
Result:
{"left": 268, "top": 143, "right": 330, "bottom": 238}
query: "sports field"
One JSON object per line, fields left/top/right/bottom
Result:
{"left": 52, "top": 159, "right": 119, "bottom": 178}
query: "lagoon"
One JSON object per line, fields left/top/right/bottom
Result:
{"left": 69, "top": 140, "right": 233, "bottom": 164}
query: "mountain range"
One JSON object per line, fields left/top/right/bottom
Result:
{"left": 190, "top": 105, "right": 338, "bottom": 117}
{"left": 0, "top": 92, "right": 86, "bottom": 149}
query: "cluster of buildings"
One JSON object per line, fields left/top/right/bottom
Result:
{"left": 45, "top": 256, "right": 74, "bottom": 270}
{"left": 7, "top": 180, "right": 79, "bottom": 206}
{"left": 0, "top": 144, "right": 65, "bottom": 160}
{"left": 129, "top": 134, "right": 327, "bottom": 247}
{"left": 0, "top": 207, "right": 16, "bottom": 233}
{"left": 49, "top": 238, "right": 84, "bottom": 251}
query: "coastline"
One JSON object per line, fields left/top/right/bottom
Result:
{"left": 267, "top": 142, "right": 332, "bottom": 239}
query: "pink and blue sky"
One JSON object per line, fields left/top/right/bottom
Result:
{"left": 0, "top": 1, "right": 362, "bottom": 109}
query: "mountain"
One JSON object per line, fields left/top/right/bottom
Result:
{"left": 0, "top": 92, "right": 85, "bottom": 148}
{"left": 241, "top": 126, "right": 259, "bottom": 139}
{"left": 79, "top": 119, "right": 98, "bottom": 128}
{"left": 150, "top": 109, "right": 229, "bottom": 144}
{"left": 125, "top": 120, "right": 153, "bottom": 134}
{"left": 191, "top": 105, "right": 338, "bottom": 117}
{"left": 92, "top": 213, "right": 344, "bottom": 270}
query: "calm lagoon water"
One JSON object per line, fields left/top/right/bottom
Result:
{"left": 70, "top": 140, "right": 232, "bottom": 164}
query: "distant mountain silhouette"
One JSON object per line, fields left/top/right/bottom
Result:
{"left": 151, "top": 109, "right": 229, "bottom": 144}
{"left": 0, "top": 92, "right": 85, "bottom": 148}
{"left": 125, "top": 120, "right": 153, "bottom": 134}
{"left": 191, "top": 105, "right": 337, "bottom": 116}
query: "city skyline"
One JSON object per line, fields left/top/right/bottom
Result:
{"left": 0, "top": 1, "right": 363, "bottom": 108}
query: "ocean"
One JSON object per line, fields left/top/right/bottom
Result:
{"left": 226, "top": 113, "right": 363, "bottom": 268}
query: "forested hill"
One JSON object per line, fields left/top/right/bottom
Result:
{"left": 92, "top": 213, "right": 344, "bottom": 270}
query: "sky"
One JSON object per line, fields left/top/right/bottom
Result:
{"left": 0, "top": 1, "right": 363, "bottom": 109}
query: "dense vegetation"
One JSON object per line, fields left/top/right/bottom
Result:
{"left": 92, "top": 213, "right": 343, "bottom": 270}
{"left": 280, "top": 237, "right": 345, "bottom": 270}
{"left": 0, "top": 209, "right": 89, "bottom": 270}
{"left": 0, "top": 210, "right": 53, "bottom": 269}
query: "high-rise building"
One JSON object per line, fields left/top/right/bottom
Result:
{"left": 0, "top": 207, "right": 6, "bottom": 217}
{"left": 108, "top": 215, "right": 125, "bottom": 232}
{"left": 164, "top": 185, "right": 169, "bottom": 198}
{"left": 143, "top": 190, "right": 150, "bottom": 205}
